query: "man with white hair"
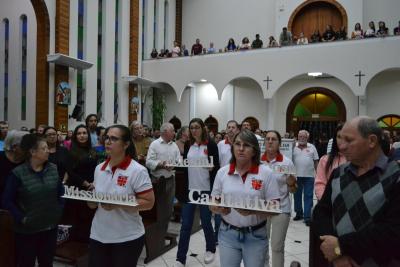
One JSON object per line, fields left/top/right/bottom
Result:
{"left": 293, "top": 129, "right": 319, "bottom": 226}
{"left": 0, "top": 130, "right": 28, "bottom": 207}
{"left": 146, "top": 122, "right": 181, "bottom": 229}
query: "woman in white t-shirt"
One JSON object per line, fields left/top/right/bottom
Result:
{"left": 88, "top": 125, "right": 154, "bottom": 267}
{"left": 261, "top": 130, "right": 296, "bottom": 267}
{"left": 210, "top": 130, "right": 280, "bottom": 267}
{"left": 174, "top": 118, "right": 219, "bottom": 267}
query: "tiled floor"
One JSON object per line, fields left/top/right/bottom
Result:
{"left": 54, "top": 215, "right": 310, "bottom": 267}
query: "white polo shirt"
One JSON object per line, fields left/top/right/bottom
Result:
{"left": 261, "top": 153, "right": 295, "bottom": 214}
{"left": 217, "top": 139, "right": 232, "bottom": 168}
{"left": 187, "top": 142, "right": 210, "bottom": 191}
{"left": 211, "top": 163, "right": 280, "bottom": 227}
{"left": 293, "top": 143, "right": 319, "bottom": 177}
{"left": 146, "top": 137, "right": 181, "bottom": 178}
{"left": 90, "top": 156, "right": 153, "bottom": 243}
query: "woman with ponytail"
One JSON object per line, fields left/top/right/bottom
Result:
{"left": 88, "top": 125, "right": 154, "bottom": 267}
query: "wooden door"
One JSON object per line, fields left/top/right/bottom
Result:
{"left": 290, "top": 1, "right": 345, "bottom": 39}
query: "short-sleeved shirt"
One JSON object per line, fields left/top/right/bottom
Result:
{"left": 187, "top": 143, "right": 210, "bottom": 191}
{"left": 90, "top": 156, "right": 153, "bottom": 243}
{"left": 217, "top": 139, "right": 232, "bottom": 168}
{"left": 211, "top": 163, "right": 280, "bottom": 227}
{"left": 261, "top": 153, "right": 295, "bottom": 214}
{"left": 293, "top": 143, "right": 319, "bottom": 177}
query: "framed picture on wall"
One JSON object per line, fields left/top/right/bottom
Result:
{"left": 56, "top": 82, "right": 71, "bottom": 105}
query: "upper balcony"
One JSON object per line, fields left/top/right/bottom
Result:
{"left": 141, "top": 36, "right": 400, "bottom": 101}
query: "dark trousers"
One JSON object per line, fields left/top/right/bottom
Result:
{"left": 88, "top": 235, "right": 145, "bottom": 267}
{"left": 15, "top": 228, "right": 58, "bottom": 267}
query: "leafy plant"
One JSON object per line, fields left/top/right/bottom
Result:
{"left": 151, "top": 91, "right": 167, "bottom": 130}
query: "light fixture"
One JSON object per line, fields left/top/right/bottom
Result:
{"left": 200, "top": 79, "right": 207, "bottom": 82}
{"left": 308, "top": 72, "right": 323, "bottom": 77}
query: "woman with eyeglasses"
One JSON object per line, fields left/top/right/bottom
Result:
{"left": 43, "top": 126, "right": 71, "bottom": 184}
{"left": 3, "top": 134, "right": 64, "bottom": 267}
{"left": 88, "top": 125, "right": 154, "bottom": 267}
{"left": 174, "top": 118, "right": 220, "bottom": 267}
{"left": 210, "top": 129, "right": 280, "bottom": 267}
{"left": 261, "top": 130, "right": 296, "bottom": 267}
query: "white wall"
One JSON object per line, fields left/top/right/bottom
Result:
{"left": 366, "top": 70, "right": 400, "bottom": 119}
{"left": 164, "top": 86, "right": 190, "bottom": 126}
{"left": 223, "top": 79, "right": 268, "bottom": 130}
{"left": 182, "top": 0, "right": 275, "bottom": 52}
{"left": 0, "top": 0, "right": 37, "bottom": 129}
{"left": 363, "top": 0, "right": 400, "bottom": 33}
{"left": 273, "top": 77, "right": 358, "bottom": 135}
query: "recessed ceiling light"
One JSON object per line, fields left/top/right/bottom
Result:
{"left": 308, "top": 72, "right": 323, "bottom": 77}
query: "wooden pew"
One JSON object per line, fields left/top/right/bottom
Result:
{"left": 141, "top": 176, "right": 177, "bottom": 263}
{"left": 0, "top": 210, "right": 15, "bottom": 267}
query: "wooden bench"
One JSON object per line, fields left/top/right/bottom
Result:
{"left": 0, "top": 210, "right": 15, "bottom": 267}
{"left": 141, "top": 176, "right": 177, "bottom": 263}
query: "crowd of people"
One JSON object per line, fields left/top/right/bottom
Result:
{"left": 1, "top": 114, "right": 400, "bottom": 267}
{"left": 149, "top": 20, "right": 400, "bottom": 59}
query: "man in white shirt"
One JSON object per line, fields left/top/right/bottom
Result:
{"left": 292, "top": 130, "right": 319, "bottom": 226}
{"left": 218, "top": 120, "right": 240, "bottom": 167}
{"left": 146, "top": 122, "right": 181, "bottom": 234}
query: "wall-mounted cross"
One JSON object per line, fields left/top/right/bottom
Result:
{"left": 354, "top": 71, "right": 365, "bottom": 87}
{"left": 263, "top": 76, "right": 272, "bottom": 90}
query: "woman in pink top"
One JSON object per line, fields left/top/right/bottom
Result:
{"left": 315, "top": 123, "right": 347, "bottom": 200}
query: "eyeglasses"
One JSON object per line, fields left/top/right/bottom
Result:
{"left": 265, "top": 137, "right": 278, "bottom": 141}
{"left": 45, "top": 133, "right": 57, "bottom": 137}
{"left": 104, "top": 135, "right": 122, "bottom": 143}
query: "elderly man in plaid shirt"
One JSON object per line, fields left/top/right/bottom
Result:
{"left": 313, "top": 116, "right": 400, "bottom": 267}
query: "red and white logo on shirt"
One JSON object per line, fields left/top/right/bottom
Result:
{"left": 251, "top": 179, "right": 263, "bottom": 190}
{"left": 117, "top": 175, "right": 128, "bottom": 187}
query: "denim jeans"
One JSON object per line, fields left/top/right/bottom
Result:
{"left": 294, "top": 176, "right": 314, "bottom": 221}
{"left": 218, "top": 222, "right": 268, "bottom": 267}
{"left": 214, "top": 214, "right": 222, "bottom": 242}
{"left": 176, "top": 202, "right": 216, "bottom": 264}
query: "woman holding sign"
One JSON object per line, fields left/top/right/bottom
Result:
{"left": 88, "top": 125, "right": 154, "bottom": 267}
{"left": 210, "top": 129, "right": 280, "bottom": 267}
{"left": 174, "top": 118, "right": 219, "bottom": 267}
{"left": 261, "top": 130, "right": 296, "bottom": 267}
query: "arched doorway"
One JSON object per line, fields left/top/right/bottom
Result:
{"left": 204, "top": 115, "right": 218, "bottom": 134}
{"left": 169, "top": 115, "right": 182, "bottom": 131}
{"left": 286, "top": 88, "right": 346, "bottom": 156}
{"left": 242, "top": 117, "right": 260, "bottom": 132}
{"left": 377, "top": 115, "right": 400, "bottom": 136}
{"left": 288, "top": 0, "right": 348, "bottom": 39}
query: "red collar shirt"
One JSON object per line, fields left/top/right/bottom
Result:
{"left": 211, "top": 163, "right": 280, "bottom": 227}
{"left": 261, "top": 153, "right": 295, "bottom": 214}
{"left": 90, "top": 157, "right": 153, "bottom": 243}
